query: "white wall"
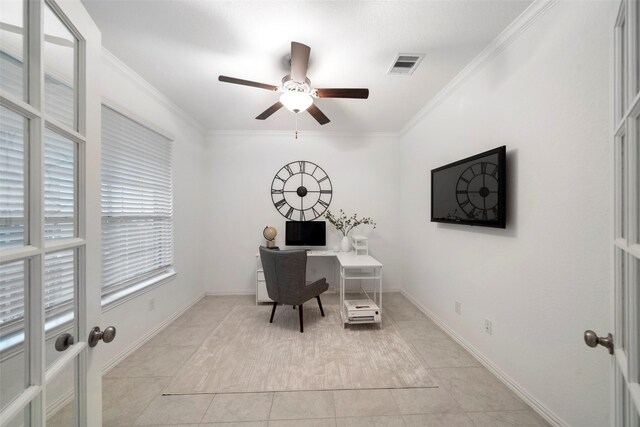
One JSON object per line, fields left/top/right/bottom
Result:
{"left": 96, "top": 51, "right": 207, "bottom": 371}
{"left": 203, "top": 131, "right": 401, "bottom": 295}
{"left": 399, "top": 2, "right": 615, "bottom": 426}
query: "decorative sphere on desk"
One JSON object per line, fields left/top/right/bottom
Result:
{"left": 263, "top": 226, "right": 277, "bottom": 241}
{"left": 263, "top": 226, "right": 277, "bottom": 248}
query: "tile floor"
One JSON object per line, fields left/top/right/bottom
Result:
{"left": 53, "top": 293, "right": 551, "bottom": 426}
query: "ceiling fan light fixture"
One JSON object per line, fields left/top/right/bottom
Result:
{"left": 280, "top": 91, "right": 313, "bottom": 113}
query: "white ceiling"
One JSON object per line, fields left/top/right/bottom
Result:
{"left": 82, "top": 0, "right": 532, "bottom": 132}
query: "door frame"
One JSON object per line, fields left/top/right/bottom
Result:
{"left": 0, "top": 0, "right": 101, "bottom": 425}
{"left": 613, "top": 0, "right": 640, "bottom": 425}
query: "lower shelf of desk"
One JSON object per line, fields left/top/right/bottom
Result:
{"left": 341, "top": 299, "right": 382, "bottom": 326}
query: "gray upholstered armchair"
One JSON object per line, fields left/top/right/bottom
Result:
{"left": 259, "top": 247, "right": 329, "bottom": 333}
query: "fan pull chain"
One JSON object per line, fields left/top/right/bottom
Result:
{"left": 295, "top": 115, "right": 299, "bottom": 140}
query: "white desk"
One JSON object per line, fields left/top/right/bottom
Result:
{"left": 255, "top": 250, "right": 384, "bottom": 327}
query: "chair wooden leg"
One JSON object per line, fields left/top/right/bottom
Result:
{"left": 270, "top": 301, "right": 277, "bottom": 323}
{"left": 316, "top": 295, "right": 325, "bottom": 317}
{"left": 299, "top": 303, "right": 304, "bottom": 333}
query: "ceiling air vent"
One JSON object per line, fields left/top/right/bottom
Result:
{"left": 387, "top": 53, "right": 425, "bottom": 75}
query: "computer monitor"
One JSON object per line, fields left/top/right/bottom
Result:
{"left": 285, "top": 221, "right": 326, "bottom": 246}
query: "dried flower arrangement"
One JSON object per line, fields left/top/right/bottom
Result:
{"left": 324, "top": 209, "right": 376, "bottom": 236}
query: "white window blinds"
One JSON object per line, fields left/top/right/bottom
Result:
{"left": 101, "top": 106, "right": 174, "bottom": 294}
{"left": 0, "top": 104, "right": 26, "bottom": 249}
{"left": 43, "top": 249, "right": 75, "bottom": 318}
{"left": 44, "top": 129, "right": 76, "bottom": 240}
{"left": 0, "top": 50, "right": 76, "bottom": 329}
{"left": 0, "top": 260, "right": 25, "bottom": 326}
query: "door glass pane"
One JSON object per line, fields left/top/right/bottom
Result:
{"left": 625, "top": 387, "right": 630, "bottom": 427}
{"left": 4, "top": 404, "right": 28, "bottom": 427}
{"left": 0, "top": 260, "right": 27, "bottom": 412}
{"left": 46, "top": 363, "right": 77, "bottom": 427}
{"left": 44, "top": 4, "right": 76, "bottom": 129}
{"left": 44, "top": 249, "right": 75, "bottom": 369}
{"left": 45, "top": 129, "right": 76, "bottom": 240}
{"left": 618, "top": 133, "right": 628, "bottom": 239}
{"left": 0, "top": 0, "right": 24, "bottom": 100}
{"left": 618, "top": 367, "right": 628, "bottom": 426}
{"left": 638, "top": 116, "right": 640, "bottom": 242}
{"left": 0, "top": 106, "right": 26, "bottom": 249}
{"left": 634, "top": 255, "right": 640, "bottom": 384}
{"left": 617, "top": 247, "right": 627, "bottom": 352}
{"left": 621, "top": 14, "right": 628, "bottom": 119}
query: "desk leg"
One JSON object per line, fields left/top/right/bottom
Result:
{"left": 334, "top": 258, "right": 339, "bottom": 294}
{"left": 340, "top": 266, "right": 346, "bottom": 328}
{"left": 373, "top": 270, "right": 377, "bottom": 307}
{"left": 379, "top": 267, "right": 383, "bottom": 329}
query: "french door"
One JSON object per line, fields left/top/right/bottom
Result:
{"left": 0, "top": 0, "right": 102, "bottom": 426}
{"left": 613, "top": 0, "right": 640, "bottom": 425}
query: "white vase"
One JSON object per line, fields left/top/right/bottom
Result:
{"left": 340, "top": 235, "right": 352, "bottom": 252}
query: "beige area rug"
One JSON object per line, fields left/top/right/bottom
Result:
{"left": 163, "top": 304, "right": 437, "bottom": 395}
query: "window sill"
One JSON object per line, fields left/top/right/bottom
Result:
{"left": 1, "top": 312, "right": 74, "bottom": 361}
{"left": 0, "top": 270, "right": 177, "bottom": 360}
{"left": 102, "top": 270, "right": 177, "bottom": 313}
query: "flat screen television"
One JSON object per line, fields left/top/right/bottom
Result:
{"left": 431, "top": 146, "right": 506, "bottom": 228}
{"left": 285, "top": 221, "right": 327, "bottom": 246}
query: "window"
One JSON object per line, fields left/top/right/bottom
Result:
{"left": 0, "top": 118, "right": 77, "bottom": 333}
{"left": 44, "top": 129, "right": 76, "bottom": 240}
{"left": 0, "top": 105, "right": 26, "bottom": 249}
{"left": 0, "top": 108, "right": 77, "bottom": 331}
{"left": 101, "top": 105, "right": 174, "bottom": 298}
{"left": 0, "top": 2, "right": 80, "bottom": 352}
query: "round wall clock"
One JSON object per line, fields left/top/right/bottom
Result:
{"left": 456, "top": 161, "right": 499, "bottom": 221}
{"left": 271, "top": 160, "right": 332, "bottom": 221}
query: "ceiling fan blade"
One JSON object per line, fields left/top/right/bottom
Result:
{"left": 315, "top": 88, "right": 369, "bottom": 99}
{"left": 290, "top": 42, "right": 311, "bottom": 83}
{"left": 256, "top": 102, "right": 284, "bottom": 120}
{"left": 307, "top": 103, "right": 330, "bottom": 125}
{"left": 218, "top": 75, "right": 278, "bottom": 91}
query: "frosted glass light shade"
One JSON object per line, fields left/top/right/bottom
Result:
{"left": 280, "top": 91, "right": 313, "bottom": 113}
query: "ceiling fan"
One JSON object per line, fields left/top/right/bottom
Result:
{"left": 218, "top": 41, "right": 369, "bottom": 125}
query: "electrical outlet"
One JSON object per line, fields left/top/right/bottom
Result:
{"left": 484, "top": 319, "right": 492, "bottom": 335}
{"left": 149, "top": 298, "right": 155, "bottom": 311}
{"left": 455, "top": 301, "right": 461, "bottom": 315}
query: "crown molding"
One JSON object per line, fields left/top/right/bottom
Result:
{"left": 206, "top": 129, "right": 399, "bottom": 140}
{"left": 101, "top": 48, "right": 206, "bottom": 136}
{"left": 400, "top": 0, "right": 559, "bottom": 136}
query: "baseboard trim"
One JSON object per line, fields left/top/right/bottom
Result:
{"left": 205, "top": 290, "right": 255, "bottom": 296}
{"left": 205, "top": 289, "right": 403, "bottom": 297}
{"left": 101, "top": 292, "right": 205, "bottom": 376}
{"left": 400, "top": 289, "right": 568, "bottom": 427}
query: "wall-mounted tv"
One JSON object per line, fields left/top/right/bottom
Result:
{"left": 431, "top": 146, "right": 506, "bottom": 228}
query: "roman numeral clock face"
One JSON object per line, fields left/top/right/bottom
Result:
{"left": 271, "top": 161, "right": 333, "bottom": 221}
{"left": 456, "top": 161, "right": 499, "bottom": 221}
